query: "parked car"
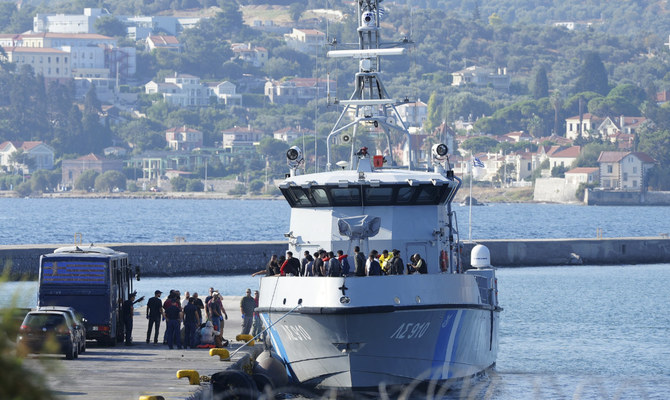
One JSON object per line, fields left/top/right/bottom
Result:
{"left": 37, "top": 306, "right": 87, "bottom": 354}
{"left": 17, "top": 310, "right": 81, "bottom": 359}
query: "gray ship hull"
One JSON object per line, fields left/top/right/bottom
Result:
{"left": 258, "top": 275, "right": 500, "bottom": 390}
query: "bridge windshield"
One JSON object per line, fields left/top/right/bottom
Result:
{"left": 281, "top": 184, "right": 454, "bottom": 208}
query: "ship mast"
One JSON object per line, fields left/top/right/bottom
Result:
{"left": 326, "top": 0, "right": 411, "bottom": 171}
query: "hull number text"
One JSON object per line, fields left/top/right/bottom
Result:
{"left": 390, "top": 322, "right": 430, "bottom": 339}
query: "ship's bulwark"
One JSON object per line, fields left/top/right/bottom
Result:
{"left": 259, "top": 276, "right": 499, "bottom": 389}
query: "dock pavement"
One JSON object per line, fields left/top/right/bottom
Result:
{"left": 23, "top": 296, "right": 259, "bottom": 400}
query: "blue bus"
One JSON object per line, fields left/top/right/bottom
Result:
{"left": 38, "top": 245, "right": 139, "bottom": 346}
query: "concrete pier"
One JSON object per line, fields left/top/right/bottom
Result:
{"left": 2, "top": 237, "right": 669, "bottom": 280}
{"left": 22, "top": 296, "right": 259, "bottom": 400}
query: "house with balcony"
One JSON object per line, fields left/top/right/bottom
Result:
{"left": 206, "top": 81, "right": 243, "bottom": 106}
{"left": 0, "top": 141, "right": 55, "bottom": 173}
{"left": 165, "top": 126, "right": 203, "bottom": 151}
{"left": 61, "top": 153, "right": 123, "bottom": 187}
{"left": 231, "top": 43, "right": 268, "bottom": 67}
{"left": 221, "top": 126, "right": 264, "bottom": 153}
{"left": 145, "top": 73, "right": 208, "bottom": 107}
{"left": 451, "top": 66, "right": 510, "bottom": 91}
{"left": 395, "top": 100, "right": 427, "bottom": 128}
{"left": 597, "top": 151, "right": 656, "bottom": 190}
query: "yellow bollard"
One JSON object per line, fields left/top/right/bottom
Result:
{"left": 209, "top": 348, "right": 230, "bottom": 361}
{"left": 139, "top": 396, "right": 165, "bottom": 400}
{"left": 176, "top": 370, "right": 200, "bottom": 385}
{"left": 236, "top": 334, "right": 254, "bottom": 345}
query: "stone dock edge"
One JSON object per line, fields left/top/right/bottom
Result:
{"left": 1, "top": 238, "right": 669, "bottom": 279}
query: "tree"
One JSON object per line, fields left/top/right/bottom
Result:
{"left": 574, "top": 52, "right": 609, "bottom": 96}
{"left": 74, "top": 170, "right": 99, "bottom": 191}
{"left": 289, "top": 3, "right": 303, "bottom": 23}
{"left": 186, "top": 179, "right": 204, "bottom": 192}
{"left": 170, "top": 176, "right": 188, "bottom": 191}
{"left": 94, "top": 16, "right": 127, "bottom": 37}
{"left": 459, "top": 136, "right": 499, "bottom": 153}
{"left": 532, "top": 66, "right": 549, "bottom": 99}
{"left": 249, "top": 179, "right": 265, "bottom": 194}
{"left": 573, "top": 142, "right": 616, "bottom": 168}
{"left": 424, "top": 92, "right": 441, "bottom": 133}
{"left": 94, "top": 171, "right": 126, "bottom": 192}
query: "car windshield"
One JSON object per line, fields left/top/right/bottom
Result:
{"left": 24, "top": 313, "right": 66, "bottom": 329}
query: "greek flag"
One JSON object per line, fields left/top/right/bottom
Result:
{"left": 473, "top": 158, "right": 485, "bottom": 168}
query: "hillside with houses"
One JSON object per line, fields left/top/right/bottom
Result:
{"left": 0, "top": 1, "right": 669, "bottom": 204}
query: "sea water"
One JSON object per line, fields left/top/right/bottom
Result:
{"left": 3, "top": 265, "right": 669, "bottom": 399}
{"left": 1, "top": 198, "right": 669, "bottom": 398}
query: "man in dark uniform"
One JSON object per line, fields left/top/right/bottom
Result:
{"left": 122, "top": 291, "right": 143, "bottom": 346}
{"left": 240, "top": 289, "right": 256, "bottom": 335}
{"left": 183, "top": 297, "right": 200, "bottom": 348}
{"left": 146, "top": 290, "right": 163, "bottom": 344}
{"left": 354, "top": 246, "right": 366, "bottom": 276}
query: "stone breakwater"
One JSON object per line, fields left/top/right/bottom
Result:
{"left": 1, "top": 237, "right": 669, "bottom": 280}
{"left": 0, "top": 241, "right": 287, "bottom": 280}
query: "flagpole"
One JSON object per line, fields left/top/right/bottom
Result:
{"left": 469, "top": 152, "right": 473, "bottom": 242}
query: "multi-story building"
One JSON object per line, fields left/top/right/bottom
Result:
{"left": 0, "top": 141, "right": 55, "bottom": 173}
{"left": 0, "top": 47, "right": 71, "bottom": 82}
{"left": 395, "top": 100, "right": 427, "bottom": 128}
{"left": 597, "top": 151, "right": 656, "bottom": 190}
{"left": 61, "top": 153, "right": 124, "bottom": 188}
{"left": 145, "top": 73, "right": 208, "bottom": 107}
{"left": 451, "top": 66, "right": 510, "bottom": 91}
{"left": 146, "top": 35, "right": 181, "bottom": 52}
{"left": 33, "top": 8, "right": 107, "bottom": 34}
{"left": 284, "top": 28, "right": 325, "bottom": 54}
{"left": 231, "top": 43, "right": 268, "bottom": 67}
{"left": 221, "top": 126, "right": 263, "bottom": 152}
{"left": 165, "top": 126, "right": 203, "bottom": 151}
{"left": 206, "top": 81, "right": 243, "bottom": 106}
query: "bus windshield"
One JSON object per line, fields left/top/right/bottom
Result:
{"left": 41, "top": 259, "right": 108, "bottom": 285}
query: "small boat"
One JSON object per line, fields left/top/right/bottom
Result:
{"left": 257, "top": 0, "right": 501, "bottom": 391}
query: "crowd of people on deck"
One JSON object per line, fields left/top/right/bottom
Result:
{"left": 125, "top": 287, "right": 261, "bottom": 349}
{"left": 122, "top": 248, "right": 427, "bottom": 347}
{"left": 252, "top": 247, "right": 428, "bottom": 277}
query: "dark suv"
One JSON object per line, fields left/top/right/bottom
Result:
{"left": 17, "top": 310, "right": 80, "bottom": 359}
{"left": 37, "top": 306, "right": 87, "bottom": 354}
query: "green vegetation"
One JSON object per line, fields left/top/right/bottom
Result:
{"left": 0, "top": 0, "right": 670, "bottom": 190}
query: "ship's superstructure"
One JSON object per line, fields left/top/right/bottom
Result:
{"left": 257, "top": 0, "right": 501, "bottom": 390}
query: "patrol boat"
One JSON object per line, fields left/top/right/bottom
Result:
{"left": 257, "top": 0, "right": 501, "bottom": 390}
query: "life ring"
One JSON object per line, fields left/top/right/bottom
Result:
{"left": 440, "top": 250, "right": 448, "bottom": 271}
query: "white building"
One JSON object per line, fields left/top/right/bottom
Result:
{"left": 0, "top": 141, "right": 55, "bottom": 173}
{"left": 0, "top": 47, "right": 71, "bottom": 81}
{"left": 165, "top": 126, "right": 203, "bottom": 151}
{"left": 206, "top": 81, "right": 242, "bottom": 106}
{"left": 597, "top": 151, "right": 656, "bottom": 190}
{"left": 145, "top": 73, "right": 209, "bottom": 107}
{"left": 284, "top": 28, "right": 325, "bottom": 54}
{"left": 273, "top": 127, "right": 314, "bottom": 143}
{"left": 451, "top": 66, "right": 510, "bottom": 91}
{"left": 33, "top": 8, "right": 107, "bottom": 34}
{"left": 395, "top": 100, "right": 427, "bottom": 128}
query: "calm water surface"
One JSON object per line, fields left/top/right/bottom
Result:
{"left": 1, "top": 198, "right": 669, "bottom": 245}
{"left": 3, "top": 264, "right": 669, "bottom": 399}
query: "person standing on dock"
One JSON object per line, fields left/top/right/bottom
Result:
{"left": 251, "top": 290, "right": 262, "bottom": 337}
{"left": 183, "top": 297, "right": 200, "bottom": 348}
{"left": 146, "top": 290, "right": 163, "bottom": 344}
{"left": 164, "top": 295, "right": 183, "bottom": 349}
{"left": 122, "top": 291, "right": 143, "bottom": 346}
{"left": 240, "top": 289, "right": 255, "bottom": 335}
